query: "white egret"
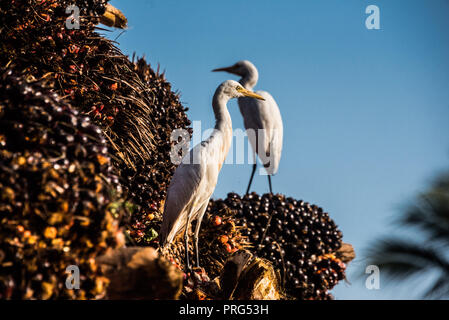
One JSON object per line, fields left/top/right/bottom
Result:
{"left": 213, "top": 60, "right": 283, "bottom": 195}
{"left": 159, "top": 80, "right": 265, "bottom": 270}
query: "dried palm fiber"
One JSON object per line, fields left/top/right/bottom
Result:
{"left": 0, "top": 0, "right": 192, "bottom": 243}
{"left": 100, "top": 3, "right": 128, "bottom": 29}
{"left": 219, "top": 250, "right": 282, "bottom": 300}
{"left": 181, "top": 250, "right": 283, "bottom": 300}
{"left": 0, "top": 70, "right": 124, "bottom": 299}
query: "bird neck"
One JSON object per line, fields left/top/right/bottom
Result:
{"left": 211, "top": 91, "right": 233, "bottom": 162}
{"left": 239, "top": 66, "right": 259, "bottom": 91}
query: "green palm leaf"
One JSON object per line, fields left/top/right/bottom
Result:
{"left": 369, "top": 171, "right": 449, "bottom": 298}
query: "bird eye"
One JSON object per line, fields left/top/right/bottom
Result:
{"left": 236, "top": 86, "right": 243, "bottom": 91}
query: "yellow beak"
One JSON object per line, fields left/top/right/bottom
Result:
{"left": 239, "top": 88, "right": 265, "bottom": 100}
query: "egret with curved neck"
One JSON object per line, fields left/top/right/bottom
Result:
{"left": 213, "top": 60, "right": 283, "bottom": 195}
{"left": 159, "top": 80, "right": 264, "bottom": 270}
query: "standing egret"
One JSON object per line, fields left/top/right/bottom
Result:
{"left": 159, "top": 80, "right": 265, "bottom": 270}
{"left": 213, "top": 60, "right": 283, "bottom": 195}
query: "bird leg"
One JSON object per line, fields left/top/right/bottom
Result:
{"left": 268, "top": 175, "right": 273, "bottom": 194}
{"left": 193, "top": 203, "right": 208, "bottom": 269}
{"left": 246, "top": 163, "right": 257, "bottom": 195}
{"left": 184, "top": 215, "right": 192, "bottom": 272}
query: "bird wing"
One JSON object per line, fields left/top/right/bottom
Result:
{"left": 238, "top": 91, "right": 283, "bottom": 174}
{"left": 159, "top": 142, "right": 219, "bottom": 246}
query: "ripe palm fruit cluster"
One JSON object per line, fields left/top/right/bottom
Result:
{"left": 0, "top": 0, "right": 191, "bottom": 244}
{"left": 196, "top": 205, "right": 251, "bottom": 278}
{"left": 141, "top": 204, "right": 250, "bottom": 280}
{"left": 0, "top": 72, "right": 123, "bottom": 299}
{"left": 207, "top": 192, "right": 346, "bottom": 300}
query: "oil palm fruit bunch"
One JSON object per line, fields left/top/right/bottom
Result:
{"left": 181, "top": 204, "right": 252, "bottom": 279}
{"left": 207, "top": 192, "right": 346, "bottom": 300}
{"left": 0, "top": 0, "right": 192, "bottom": 244}
{"left": 197, "top": 202, "right": 252, "bottom": 278}
{"left": 125, "top": 57, "right": 192, "bottom": 245}
{"left": 139, "top": 202, "right": 250, "bottom": 280}
{"left": 0, "top": 71, "right": 124, "bottom": 299}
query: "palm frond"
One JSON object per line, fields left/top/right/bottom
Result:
{"left": 368, "top": 167, "right": 449, "bottom": 298}
{"left": 400, "top": 206, "right": 449, "bottom": 246}
{"left": 424, "top": 274, "right": 449, "bottom": 299}
{"left": 397, "top": 177, "right": 449, "bottom": 246}
{"left": 369, "top": 238, "right": 449, "bottom": 298}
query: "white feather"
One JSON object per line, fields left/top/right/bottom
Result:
{"left": 238, "top": 90, "right": 283, "bottom": 175}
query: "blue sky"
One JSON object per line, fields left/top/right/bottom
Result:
{"left": 108, "top": 0, "right": 449, "bottom": 299}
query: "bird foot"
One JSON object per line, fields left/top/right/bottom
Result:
{"left": 184, "top": 265, "right": 193, "bottom": 276}
{"left": 192, "top": 267, "right": 209, "bottom": 283}
{"left": 184, "top": 267, "right": 210, "bottom": 294}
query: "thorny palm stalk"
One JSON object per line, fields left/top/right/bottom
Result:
{"left": 370, "top": 172, "right": 449, "bottom": 298}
